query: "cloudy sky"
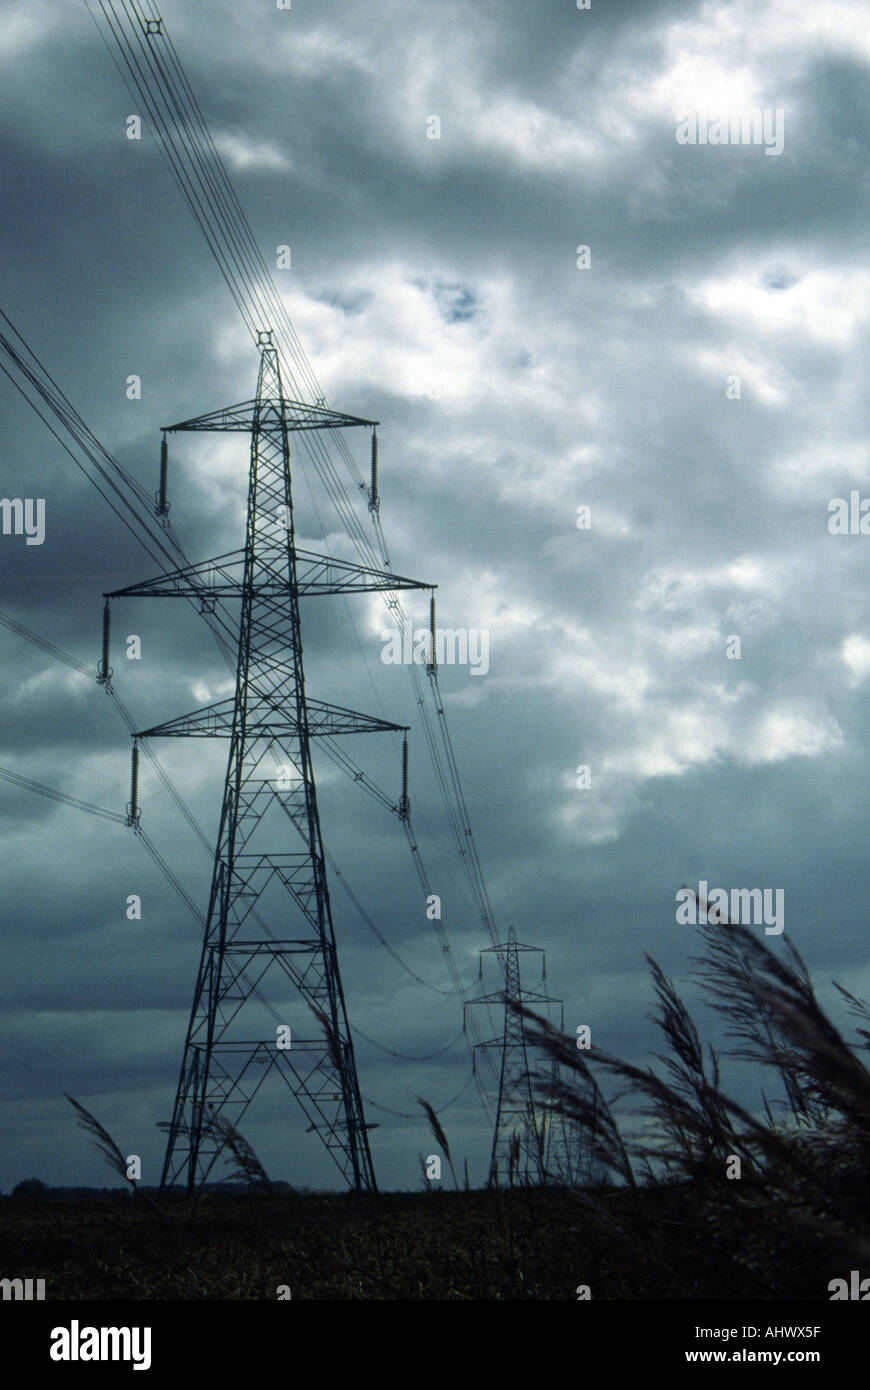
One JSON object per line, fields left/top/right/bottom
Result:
{"left": 2, "top": 0, "right": 870, "bottom": 1194}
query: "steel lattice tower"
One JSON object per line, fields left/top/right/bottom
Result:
{"left": 107, "top": 333, "right": 430, "bottom": 1193}
{"left": 467, "top": 926, "right": 551, "bottom": 1186}
{"left": 535, "top": 1056, "right": 578, "bottom": 1185}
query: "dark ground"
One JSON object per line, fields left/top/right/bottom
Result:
{"left": 0, "top": 1185, "right": 846, "bottom": 1300}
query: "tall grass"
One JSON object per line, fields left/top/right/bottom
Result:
{"left": 521, "top": 907, "right": 870, "bottom": 1297}
{"left": 416, "top": 1096, "right": 459, "bottom": 1190}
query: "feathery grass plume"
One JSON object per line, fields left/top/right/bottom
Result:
{"left": 310, "top": 1005, "right": 344, "bottom": 1074}
{"left": 418, "top": 1152, "right": 432, "bottom": 1191}
{"left": 509, "top": 1001, "right": 637, "bottom": 1190}
{"left": 416, "top": 1095, "right": 450, "bottom": 1159}
{"left": 760, "top": 1088, "right": 778, "bottom": 1129}
{"left": 204, "top": 1108, "right": 272, "bottom": 1192}
{"left": 645, "top": 955, "right": 737, "bottom": 1177}
{"left": 416, "top": 1096, "right": 458, "bottom": 1189}
{"left": 523, "top": 1025, "right": 746, "bottom": 1294}
{"left": 511, "top": 1001, "right": 670, "bottom": 1274}
{"left": 532, "top": 1000, "right": 801, "bottom": 1191}
{"left": 697, "top": 916, "right": 870, "bottom": 1133}
{"left": 521, "top": 908, "right": 870, "bottom": 1295}
{"left": 833, "top": 981, "right": 870, "bottom": 1053}
{"left": 692, "top": 903, "right": 825, "bottom": 1125}
{"left": 65, "top": 1094, "right": 164, "bottom": 1218}
{"left": 684, "top": 1074, "right": 870, "bottom": 1274}
{"left": 66, "top": 1093, "right": 129, "bottom": 1182}
{"left": 519, "top": 1001, "right": 751, "bottom": 1296}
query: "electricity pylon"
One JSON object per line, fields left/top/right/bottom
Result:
{"left": 466, "top": 926, "right": 552, "bottom": 1186}
{"left": 107, "top": 332, "right": 430, "bottom": 1193}
{"left": 535, "top": 1056, "right": 584, "bottom": 1186}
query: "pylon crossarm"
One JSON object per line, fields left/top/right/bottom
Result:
{"left": 306, "top": 700, "right": 408, "bottom": 737}
{"left": 134, "top": 697, "right": 407, "bottom": 740}
{"left": 163, "top": 398, "right": 377, "bottom": 434}
{"left": 107, "top": 548, "right": 429, "bottom": 600}
{"left": 294, "top": 551, "right": 431, "bottom": 596}
{"left": 135, "top": 697, "right": 236, "bottom": 738}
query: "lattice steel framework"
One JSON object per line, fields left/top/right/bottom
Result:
{"left": 466, "top": 926, "right": 551, "bottom": 1187}
{"left": 108, "top": 334, "right": 430, "bottom": 1193}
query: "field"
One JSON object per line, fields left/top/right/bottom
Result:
{"left": 5, "top": 917, "right": 869, "bottom": 1304}
{"left": 0, "top": 1183, "right": 848, "bottom": 1301}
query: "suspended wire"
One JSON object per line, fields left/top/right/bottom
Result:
{"left": 135, "top": 823, "right": 206, "bottom": 924}
{"left": 38, "top": 0, "right": 502, "bottom": 1107}
{"left": 0, "top": 353, "right": 168, "bottom": 570}
{"left": 293, "top": 427, "right": 477, "bottom": 915}
{"left": 82, "top": 0, "right": 502, "bottom": 1103}
{"left": 0, "top": 309, "right": 245, "bottom": 680}
{"left": 135, "top": 810, "right": 475, "bottom": 1117}
{"left": 0, "top": 312, "right": 152, "bottom": 507}
{"left": 84, "top": 0, "right": 496, "bottom": 916}
{"left": 0, "top": 753, "right": 278, "bottom": 1027}
{"left": 86, "top": 0, "right": 492, "bottom": 864}
{"left": 0, "top": 310, "right": 472, "bottom": 972}
{"left": 352, "top": 1027, "right": 464, "bottom": 1062}
{"left": 0, "top": 610, "right": 95, "bottom": 680}
{"left": 0, "top": 604, "right": 457, "bottom": 1004}
{"left": 0, "top": 750, "right": 468, "bottom": 1120}
{"left": 0, "top": 766, "right": 126, "bottom": 825}
{"left": 324, "top": 851, "right": 453, "bottom": 998}
{"left": 318, "top": 736, "right": 396, "bottom": 816}
{"left": 365, "top": 1070, "right": 478, "bottom": 1120}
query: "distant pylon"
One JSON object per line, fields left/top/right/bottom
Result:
{"left": 106, "top": 333, "right": 431, "bottom": 1193}
{"left": 466, "top": 926, "right": 552, "bottom": 1186}
{"left": 535, "top": 1056, "right": 576, "bottom": 1185}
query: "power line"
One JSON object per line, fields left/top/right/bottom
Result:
{"left": 0, "top": 750, "right": 474, "bottom": 1121}
{"left": 0, "top": 603, "right": 455, "bottom": 1001}
{"left": 365, "top": 1071, "right": 477, "bottom": 1120}
{"left": 353, "top": 1027, "right": 464, "bottom": 1063}
{"left": 83, "top": 0, "right": 502, "bottom": 955}
{"left": 10, "top": 0, "right": 505, "bottom": 1117}
{"left": 0, "top": 765, "right": 126, "bottom": 825}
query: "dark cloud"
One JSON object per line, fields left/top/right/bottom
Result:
{"left": 1, "top": 0, "right": 869, "bottom": 1194}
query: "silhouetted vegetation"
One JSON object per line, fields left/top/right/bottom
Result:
{"left": 522, "top": 910, "right": 870, "bottom": 1298}
{"left": 5, "top": 912, "right": 867, "bottom": 1298}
